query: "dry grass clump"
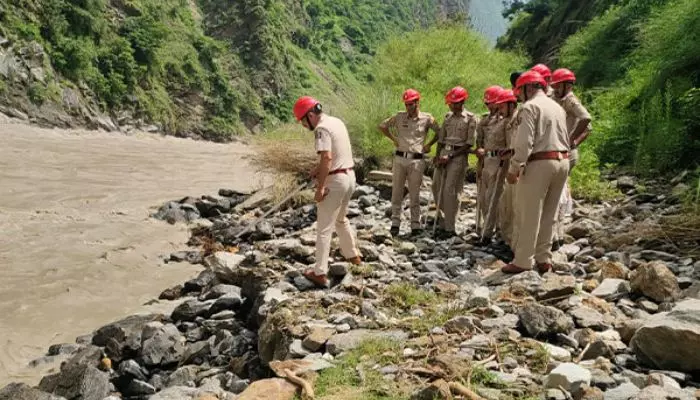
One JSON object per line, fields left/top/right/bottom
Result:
{"left": 604, "top": 209, "right": 700, "bottom": 256}
{"left": 253, "top": 128, "right": 317, "bottom": 178}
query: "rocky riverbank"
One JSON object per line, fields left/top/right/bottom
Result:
{"left": 3, "top": 170, "right": 699, "bottom": 400}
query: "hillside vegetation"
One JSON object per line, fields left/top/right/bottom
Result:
{"left": 0, "top": 0, "right": 462, "bottom": 139}
{"left": 499, "top": 0, "right": 700, "bottom": 183}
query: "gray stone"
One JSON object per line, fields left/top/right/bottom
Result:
{"left": 590, "top": 369, "right": 616, "bottom": 390}
{"left": 538, "top": 274, "right": 576, "bottom": 300}
{"left": 118, "top": 359, "right": 148, "bottom": 381}
{"left": 171, "top": 299, "right": 214, "bottom": 322}
{"left": 209, "top": 294, "right": 244, "bottom": 315}
{"left": 518, "top": 303, "right": 574, "bottom": 338}
{"left": 630, "top": 262, "right": 680, "bottom": 303}
{"left": 200, "top": 284, "right": 242, "bottom": 301}
{"left": 38, "top": 364, "right": 110, "bottom": 400}
{"left": 616, "top": 176, "right": 636, "bottom": 190}
{"left": 326, "top": 329, "right": 408, "bottom": 356}
{"left": 546, "top": 388, "right": 568, "bottom": 400}
{"left": 467, "top": 286, "right": 491, "bottom": 308}
{"left": 289, "top": 339, "right": 311, "bottom": 358}
{"left": 397, "top": 242, "right": 417, "bottom": 255}
{"left": 329, "top": 262, "right": 349, "bottom": 277}
{"left": 632, "top": 385, "right": 694, "bottom": 400}
{"left": 592, "top": 279, "right": 630, "bottom": 301}
{"left": 543, "top": 343, "right": 572, "bottom": 362}
{"left": 604, "top": 382, "right": 641, "bottom": 400}
{"left": 179, "top": 341, "right": 210, "bottom": 365}
{"left": 47, "top": 344, "right": 82, "bottom": 356}
{"left": 571, "top": 306, "right": 609, "bottom": 330}
{"left": 480, "top": 314, "right": 519, "bottom": 332}
{"left": 293, "top": 275, "right": 317, "bottom": 291}
{"left": 125, "top": 379, "right": 156, "bottom": 396}
{"left": 203, "top": 251, "right": 247, "bottom": 282}
{"left": 567, "top": 219, "right": 603, "bottom": 239}
{"left": 637, "top": 250, "right": 679, "bottom": 263}
{"left": 329, "top": 312, "right": 358, "bottom": 329}
{"left": 443, "top": 316, "right": 479, "bottom": 333}
{"left": 631, "top": 299, "right": 700, "bottom": 372}
{"left": 0, "top": 383, "right": 66, "bottom": 400}
{"left": 165, "top": 365, "right": 200, "bottom": 387}
{"left": 140, "top": 323, "right": 186, "bottom": 367}
{"left": 545, "top": 363, "right": 591, "bottom": 394}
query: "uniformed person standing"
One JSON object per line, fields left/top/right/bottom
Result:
{"left": 531, "top": 63, "right": 554, "bottom": 97}
{"left": 502, "top": 71, "right": 570, "bottom": 274}
{"left": 431, "top": 86, "right": 477, "bottom": 239}
{"left": 379, "top": 89, "right": 440, "bottom": 237}
{"left": 293, "top": 96, "right": 362, "bottom": 288}
{"left": 550, "top": 68, "right": 593, "bottom": 249}
{"left": 494, "top": 88, "right": 520, "bottom": 249}
{"left": 474, "top": 86, "right": 505, "bottom": 244}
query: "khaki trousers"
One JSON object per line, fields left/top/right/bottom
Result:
{"left": 553, "top": 148, "right": 578, "bottom": 241}
{"left": 431, "top": 156, "right": 467, "bottom": 232}
{"left": 480, "top": 157, "right": 505, "bottom": 238}
{"left": 313, "top": 171, "right": 360, "bottom": 275}
{"left": 498, "top": 179, "right": 517, "bottom": 248}
{"left": 391, "top": 156, "right": 426, "bottom": 229}
{"left": 512, "top": 159, "right": 570, "bottom": 268}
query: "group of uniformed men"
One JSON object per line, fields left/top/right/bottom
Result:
{"left": 292, "top": 63, "right": 591, "bottom": 288}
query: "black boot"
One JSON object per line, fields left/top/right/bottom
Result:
{"left": 390, "top": 226, "right": 400, "bottom": 237}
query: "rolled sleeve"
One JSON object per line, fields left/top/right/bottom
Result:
{"left": 509, "top": 106, "right": 536, "bottom": 174}
{"left": 379, "top": 115, "right": 396, "bottom": 130}
{"left": 566, "top": 96, "right": 592, "bottom": 121}
{"left": 314, "top": 127, "right": 332, "bottom": 153}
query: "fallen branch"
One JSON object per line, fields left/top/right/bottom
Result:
{"left": 574, "top": 342, "right": 592, "bottom": 364}
{"left": 281, "top": 368, "right": 315, "bottom": 400}
{"left": 448, "top": 381, "right": 486, "bottom": 400}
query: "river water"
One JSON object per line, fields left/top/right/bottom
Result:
{"left": 0, "top": 119, "right": 271, "bottom": 386}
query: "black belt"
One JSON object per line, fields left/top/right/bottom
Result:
{"left": 394, "top": 150, "right": 424, "bottom": 159}
{"left": 329, "top": 168, "right": 353, "bottom": 175}
{"left": 440, "top": 144, "right": 466, "bottom": 152}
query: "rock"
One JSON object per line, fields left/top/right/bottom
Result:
{"left": 571, "top": 306, "right": 608, "bottom": 330}
{"left": 592, "top": 279, "right": 630, "bottom": 301}
{"left": 630, "top": 262, "right": 680, "bottom": 303}
{"left": 546, "top": 388, "right": 567, "bottom": 400}
{"left": 237, "top": 378, "right": 298, "bottom": 400}
{"left": 410, "top": 379, "right": 452, "bottom": 400}
{"left": 567, "top": 219, "right": 603, "bottom": 239}
{"left": 47, "top": 344, "right": 82, "bottom": 357}
{"left": 581, "top": 339, "right": 614, "bottom": 360}
{"left": 329, "top": 262, "right": 349, "bottom": 277}
{"left": 467, "top": 286, "right": 491, "bottom": 307}
{"left": 480, "top": 314, "right": 519, "bottom": 332}
{"left": 604, "top": 382, "right": 640, "bottom": 400}
{"left": 38, "top": 364, "right": 110, "bottom": 400}
{"left": 616, "top": 176, "right": 636, "bottom": 190}
{"left": 288, "top": 339, "right": 311, "bottom": 358}
{"left": 180, "top": 341, "right": 210, "bottom": 365}
{"left": 616, "top": 319, "right": 644, "bottom": 344}
{"left": 544, "top": 343, "right": 572, "bottom": 362}
{"left": 302, "top": 327, "right": 334, "bottom": 353}
{"left": 140, "top": 322, "right": 186, "bottom": 367}
{"left": 183, "top": 270, "right": 218, "bottom": 293}
{"left": 0, "top": 383, "right": 66, "bottom": 400}
{"left": 631, "top": 299, "right": 700, "bottom": 372}
{"left": 637, "top": 300, "right": 658, "bottom": 314}
{"left": 599, "top": 262, "right": 629, "bottom": 281}
{"left": 92, "top": 314, "right": 158, "bottom": 351}
{"left": 118, "top": 359, "right": 148, "bottom": 381}
{"left": 204, "top": 252, "right": 247, "bottom": 283}
{"left": 397, "top": 242, "right": 417, "bottom": 255}
{"left": 538, "top": 274, "right": 576, "bottom": 300}
{"left": 165, "top": 365, "right": 200, "bottom": 387}
{"left": 154, "top": 202, "right": 200, "bottom": 224}
{"left": 581, "top": 386, "right": 605, "bottom": 400}
{"left": 590, "top": 369, "right": 616, "bottom": 390}
{"left": 171, "top": 299, "right": 213, "bottom": 322}
{"left": 633, "top": 385, "right": 694, "bottom": 400}
{"left": 200, "top": 284, "right": 242, "bottom": 301}
{"left": 444, "top": 316, "right": 479, "bottom": 333}
{"left": 545, "top": 363, "right": 591, "bottom": 395}
{"left": 646, "top": 372, "right": 681, "bottom": 389}
{"left": 124, "top": 379, "right": 156, "bottom": 396}
{"left": 366, "top": 170, "right": 393, "bottom": 182}
{"left": 326, "top": 329, "right": 408, "bottom": 356}
{"left": 518, "top": 303, "right": 574, "bottom": 338}
{"left": 637, "top": 250, "right": 678, "bottom": 263}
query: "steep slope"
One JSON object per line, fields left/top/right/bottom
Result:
{"left": 0, "top": 0, "right": 467, "bottom": 140}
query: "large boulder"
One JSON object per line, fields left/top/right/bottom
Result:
{"left": 38, "top": 364, "right": 110, "bottom": 400}
{"left": 630, "top": 261, "right": 681, "bottom": 303}
{"left": 518, "top": 303, "right": 574, "bottom": 338}
{"left": 92, "top": 314, "right": 160, "bottom": 362}
{"left": 140, "top": 322, "right": 186, "bottom": 367}
{"left": 631, "top": 299, "right": 700, "bottom": 372}
{"left": 0, "top": 383, "right": 66, "bottom": 400}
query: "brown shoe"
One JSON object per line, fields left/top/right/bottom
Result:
{"left": 346, "top": 256, "right": 362, "bottom": 265}
{"left": 501, "top": 263, "right": 530, "bottom": 274}
{"left": 536, "top": 263, "right": 552, "bottom": 274}
{"left": 303, "top": 269, "right": 329, "bottom": 288}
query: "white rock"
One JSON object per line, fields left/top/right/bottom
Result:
{"left": 545, "top": 363, "right": 591, "bottom": 394}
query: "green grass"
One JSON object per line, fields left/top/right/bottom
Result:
{"left": 315, "top": 338, "right": 409, "bottom": 400}
{"left": 383, "top": 283, "right": 437, "bottom": 309}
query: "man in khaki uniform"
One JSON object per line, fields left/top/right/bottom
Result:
{"left": 502, "top": 71, "right": 570, "bottom": 274}
{"left": 474, "top": 86, "right": 505, "bottom": 244}
{"left": 379, "top": 89, "right": 440, "bottom": 237}
{"left": 494, "top": 88, "right": 520, "bottom": 250}
{"left": 531, "top": 63, "right": 554, "bottom": 98}
{"left": 292, "top": 96, "right": 361, "bottom": 288}
{"left": 550, "top": 68, "right": 592, "bottom": 249}
{"left": 431, "top": 86, "right": 477, "bottom": 239}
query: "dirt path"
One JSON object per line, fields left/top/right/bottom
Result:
{"left": 0, "top": 119, "right": 271, "bottom": 386}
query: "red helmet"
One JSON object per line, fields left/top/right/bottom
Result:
{"left": 402, "top": 89, "right": 421, "bottom": 103}
{"left": 483, "top": 85, "right": 504, "bottom": 104}
{"left": 551, "top": 68, "right": 576, "bottom": 84}
{"left": 531, "top": 63, "right": 552, "bottom": 79}
{"left": 445, "top": 86, "right": 468, "bottom": 104}
{"left": 513, "top": 87, "right": 521, "bottom": 97}
{"left": 293, "top": 96, "right": 320, "bottom": 121}
{"left": 515, "top": 70, "right": 547, "bottom": 90}
{"left": 494, "top": 89, "right": 517, "bottom": 104}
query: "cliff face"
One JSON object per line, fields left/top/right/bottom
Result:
{"left": 0, "top": 0, "right": 466, "bottom": 140}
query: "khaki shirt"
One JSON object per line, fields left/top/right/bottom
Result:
{"left": 380, "top": 111, "right": 438, "bottom": 153}
{"left": 504, "top": 108, "right": 520, "bottom": 148}
{"left": 476, "top": 113, "right": 506, "bottom": 151}
{"left": 439, "top": 110, "right": 477, "bottom": 147}
{"left": 508, "top": 91, "right": 570, "bottom": 174}
{"left": 314, "top": 114, "right": 354, "bottom": 172}
{"left": 555, "top": 92, "right": 592, "bottom": 143}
